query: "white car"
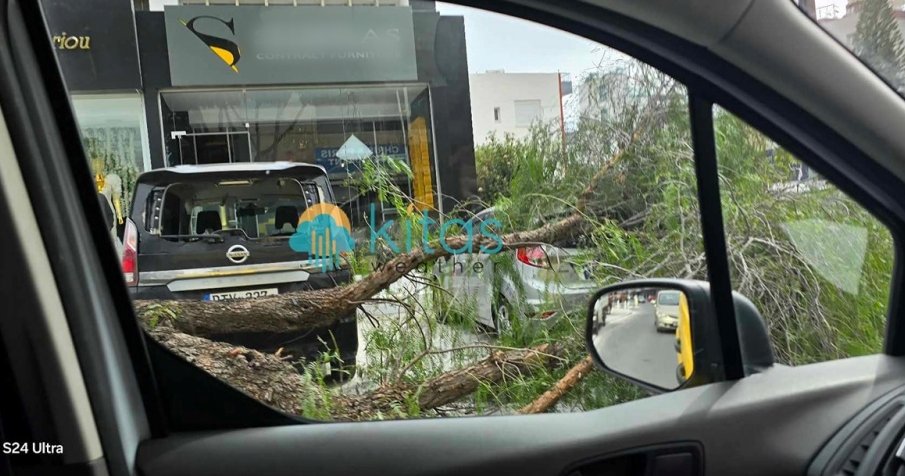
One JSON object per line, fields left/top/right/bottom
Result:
{"left": 654, "top": 290, "right": 680, "bottom": 332}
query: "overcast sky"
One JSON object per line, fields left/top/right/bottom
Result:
{"left": 436, "top": 1, "right": 851, "bottom": 79}
{"left": 435, "top": 2, "right": 604, "bottom": 80}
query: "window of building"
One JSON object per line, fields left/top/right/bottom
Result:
{"left": 71, "top": 94, "right": 151, "bottom": 202}
{"left": 160, "top": 84, "right": 437, "bottom": 229}
{"left": 514, "top": 99, "right": 542, "bottom": 127}
{"left": 493, "top": 107, "right": 501, "bottom": 122}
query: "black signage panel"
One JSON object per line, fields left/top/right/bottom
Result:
{"left": 164, "top": 6, "right": 417, "bottom": 86}
{"left": 40, "top": 0, "right": 142, "bottom": 91}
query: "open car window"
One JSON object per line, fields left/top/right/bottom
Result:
{"left": 153, "top": 178, "right": 320, "bottom": 239}
{"left": 40, "top": 0, "right": 893, "bottom": 426}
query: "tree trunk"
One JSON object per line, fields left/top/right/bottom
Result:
{"left": 148, "top": 324, "right": 564, "bottom": 421}
{"left": 147, "top": 324, "right": 316, "bottom": 415}
{"left": 518, "top": 356, "right": 594, "bottom": 414}
{"left": 134, "top": 214, "right": 583, "bottom": 338}
{"left": 334, "top": 343, "right": 563, "bottom": 420}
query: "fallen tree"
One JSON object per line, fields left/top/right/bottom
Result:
{"left": 149, "top": 323, "right": 566, "bottom": 421}
{"left": 132, "top": 70, "right": 682, "bottom": 420}
{"left": 134, "top": 214, "right": 582, "bottom": 337}
{"left": 130, "top": 69, "right": 675, "bottom": 338}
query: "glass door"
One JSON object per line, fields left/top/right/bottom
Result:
{"left": 176, "top": 131, "right": 252, "bottom": 165}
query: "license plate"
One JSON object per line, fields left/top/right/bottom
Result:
{"left": 203, "top": 288, "right": 279, "bottom": 301}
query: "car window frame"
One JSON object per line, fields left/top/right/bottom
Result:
{"left": 6, "top": 0, "right": 905, "bottom": 444}
{"left": 449, "top": 0, "right": 905, "bottom": 354}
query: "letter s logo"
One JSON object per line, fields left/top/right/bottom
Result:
{"left": 183, "top": 16, "right": 241, "bottom": 72}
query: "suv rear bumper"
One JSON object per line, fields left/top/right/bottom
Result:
{"left": 129, "top": 269, "right": 351, "bottom": 300}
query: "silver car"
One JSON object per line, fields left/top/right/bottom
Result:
{"left": 654, "top": 290, "right": 681, "bottom": 333}
{"left": 434, "top": 208, "right": 598, "bottom": 332}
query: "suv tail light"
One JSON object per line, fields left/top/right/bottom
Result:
{"left": 122, "top": 218, "right": 138, "bottom": 286}
{"left": 516, "top": 246, "right": 550, "bottom": 268}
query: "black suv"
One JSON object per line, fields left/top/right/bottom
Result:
{"left": 122, "top": 162, "right": 357, "bottom": 378}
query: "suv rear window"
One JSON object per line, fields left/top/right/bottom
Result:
{"left": 149, "top": 177, "right": 323, "bottom": 240}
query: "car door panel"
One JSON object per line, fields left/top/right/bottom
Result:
{"left": 463, "top": 251, "right": 495, "bottom": 328}
{"left": 136, "top": 355, "right": 905, "bottom": 476}
{"left": 438, "top": 253, "right": 495, "bottom": 328}
{"left": 459, "top": 213, "right": 495, "bottom": 328}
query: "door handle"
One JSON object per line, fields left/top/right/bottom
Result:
{"left": 564, "top": 443, "right": 702, "bottom": 476}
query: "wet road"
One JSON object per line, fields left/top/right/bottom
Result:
{"left": 592, "top": 303, "right": 678, "bottom": 389}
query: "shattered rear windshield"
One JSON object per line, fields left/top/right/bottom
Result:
{"left": 150, "top": 177, "right": 323, "bottom": 240}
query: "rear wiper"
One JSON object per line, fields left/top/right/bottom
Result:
{"left": 158, "top": 233, "right": 225, "bottom": 243}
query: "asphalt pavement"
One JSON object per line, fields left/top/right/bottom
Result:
{"left": 592, "top": 302, "right": 679, "bottom": 389}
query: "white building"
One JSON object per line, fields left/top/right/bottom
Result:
{"left": 575, "top": 72, "right": 622, "bottom": 122}
{"left": 469, "top": 71, "right": 569, "bottom": 144}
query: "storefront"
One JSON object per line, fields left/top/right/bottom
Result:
{"left": 41, "top": 0, "right": 150, "bottom": 186}
{"left": 44, "top": 0, "right": 477, "bottom": 228}
{"left": 157, "top": 83, "right": 435, "bottom": 226}
{"left": 134, "top": 2, "right": 477, "bottom": 226}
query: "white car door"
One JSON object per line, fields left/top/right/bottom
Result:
{"left": 436, "top": 210, "right": 496, "bottom": 328}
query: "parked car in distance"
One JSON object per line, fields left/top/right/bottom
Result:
{"left": 124, "top": 162, "right": 358, "bottom": 379}
{"left": 434, "top": 207, "right": 599, "bottom": 332}
{"left": 654, "top": 289, "right": 681, "bottom": 332}
{"left": 591, "top": 295, "right": 611, "bottom": 335}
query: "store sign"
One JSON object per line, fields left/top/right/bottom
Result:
{"left": 52, "top": 32, "right": 91, "bottom": 50}
{"left": 165, "top": 6, "right": 418, "bottom": 86}
{"left": 39, "top": 0, "right": 141, "bottom": 91}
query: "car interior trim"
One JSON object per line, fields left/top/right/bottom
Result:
{"left": 4, "top": 0, "right": 161, "bottom": 473}
{"left": 0, "top": 80, "right": 103, "bottom": 466}
{"left": 687, "top": 93, "right": 743, "bottom": 380}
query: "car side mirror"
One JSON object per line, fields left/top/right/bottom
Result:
{"left": 586, "top": 279, "right": 774, "bottom": 393}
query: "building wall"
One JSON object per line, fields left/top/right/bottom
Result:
{"left": 468, "top": 72, "right": 563, "bottom": 144}
{"left": 416, "top": 13, "right": 479, "bottom": 212}
{"left": 40, "top": 0, "right": 142, "bottom": 92}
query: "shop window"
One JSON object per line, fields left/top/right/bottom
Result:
{"left": 161, "top": 85, "right": 438, "bottom": 227}
{"left": 71, "top": 94, "right": 151, "bottom": 206}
